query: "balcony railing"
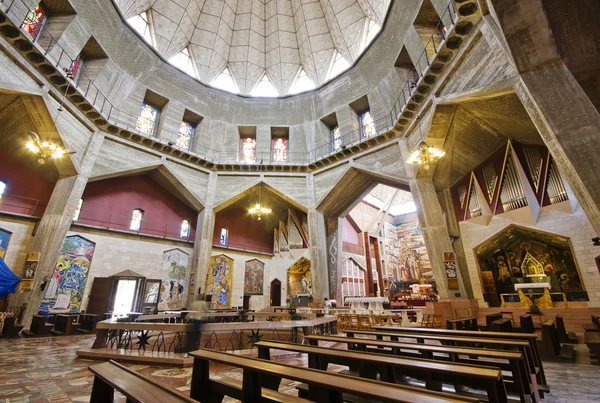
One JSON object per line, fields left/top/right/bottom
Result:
{"left": 0, "top": 0, "right": 457, "bottom": 166}
{"left": 74, "top": 208, "right": 195, "bottom": 241}
{"left": 213, "top": 239, "right": 274, "bottom": 255}
{"left": 0, "top": 193, "right": 47, "bottom": 217}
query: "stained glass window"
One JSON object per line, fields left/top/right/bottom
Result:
{"left": 360, "top": 110, "right": 376, "bottom": 139}
{"left": 22, "top": 4, "right": 47, "bottom": 40}
{"left": 68, "top": 55, "right": 83, "bottom": 83}
{"left": 177, "top": 121, "right": 193, "bottom": 150}
{"left": 220, "top": 228, "right": 228, "bottom": 245}
{"left": 240, "top": 137, "right": 256, "bottom": 163}
{"left": 73, "top": 198, "right": 83, "bottom": 221}
{"left": 136, "top": 103, "right": 159, "bottom": 136}
{"left": 332, "top": 126, "right": 342, "bottom": 151}
{"left": 272, "top": 137, "right": 288, "bottom": 163}
{"left": 130, "top": 209, "right": 144, "bottom": 231}
{"left": 180, "top": 220, "right": 190, "bottom": 238}
{"left": 127, "top": 12, "right": 154, "bottom": 46}
{"left": 169, "top": 48, "right": 196, "bottom": 78}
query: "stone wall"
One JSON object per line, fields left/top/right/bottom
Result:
{"left": 460, "top": 202, "right": 600, "bottom": 308}
{"left": 0, "top": 216, "right": 36, "bottom": 277}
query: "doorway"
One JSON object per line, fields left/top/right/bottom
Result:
{"left": 112, "top": 279, "right": 138, "bottom": 315}
{"left": 270, "top": 279, "right": 281, "bottom": 306}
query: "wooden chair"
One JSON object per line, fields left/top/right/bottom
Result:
{"left": 389, "top": 314, "right": 402, "bottom": 327}
{"left": 421, "top": 314, "right": 441, "bottom": 328}
{"left": 358, "top": 315, "right": 371, "bottom": 330}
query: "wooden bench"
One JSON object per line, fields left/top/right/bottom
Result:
{"left": 256, "top": 340, "right": 507, "bottom": 403}
{"left": 485, "top": 314, "right": 503, "bottom": 330}
{"left": 50, "top": 314, "right": 81, "bottom": 336}
{"left": 345, "top": 328, "right": 539, "bottom": 393}
{"left": 77, "top": 313, "right": 99, "bottom": 334}
{"left": 89, "top": 359, "right": 195, "bottom": 402}
{"left": 491, "top": 319, "right": 513, "bottom": 332}
{"left": 518, "top": 315, "right": 535, "bottom": 334}
{"left": 555, "top": 316, "right": 577, "bottom": 344}
{"left": 22, "top": 315, "right": 54, "bottom": 337}
{"left": 584, "top": 331, "right": 600, "bottom": 364}
{"left": 0, "top": 316, "right": 23, "bottom": 338}
{"left": 583, "top": 314, "right": 599, "bottom": 332}
{"left": 538, "top": 320, "right": 574, "bottom": 362}
{"left": 189, "top": 348, "right": 480, "bottom": 403}
{"left": 305, "top": 334, "right": 537, "bottom": 403}
{"left": 446, "top": 317, "right": 478, "bottom": 331}
{"left": 370, "top": 326, "right": 546, "bottom": 387}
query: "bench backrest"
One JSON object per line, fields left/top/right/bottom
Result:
{"left": 30, "top": 315, "right": 47, "bottom": 333}
{"left": 519, "top": 315, "right": 535, "bottom": 333}
{"left": 371, "top": 326, "right": 539, "bottom": 341}
{"left": 486, "top": 313, "right": 503, "bottom": 329}
{"left": 541, "top": 320, "right": 560, "bottom": 356}
{"left": 491, "top": 318, "right": 512, "bottom": 332}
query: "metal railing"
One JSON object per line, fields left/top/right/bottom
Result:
{"left": 0, "top": 193, "right": 48, "bottom": 217}
{"left": 74, "top": 208, "right": 195, "bottom": 241}
{"left": 215, "top": 239, "right": 274, "bottom": 255}
{"left": 0, "top": 0, "right": 457, "bottom": 166}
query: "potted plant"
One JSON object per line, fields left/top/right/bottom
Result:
{"left": 529, "top": 304, "right": 540, "bottom": 314}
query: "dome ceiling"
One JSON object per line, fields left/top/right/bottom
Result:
{"left": 114, "top": 0, "right": 391, "bottom": 96}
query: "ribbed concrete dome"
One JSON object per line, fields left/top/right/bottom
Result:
{"left": 114, "top": 0, "right": 391, "bottom": 96}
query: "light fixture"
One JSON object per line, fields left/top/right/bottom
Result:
{"left": 405, "top": 141, "right": 446, "bottom": 170}
{"left": 26, "top": 131, "right": 74, "bottom": 165}
{"left": 248, "top": 183, "right": 271, "bottom": 221}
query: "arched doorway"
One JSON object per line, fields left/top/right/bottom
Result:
{"left": 270, "top": 278, "right": 281, "bottom": 306}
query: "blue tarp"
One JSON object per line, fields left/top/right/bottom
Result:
{"left": 0, "top": 257, "right": 20, "bottom": 298}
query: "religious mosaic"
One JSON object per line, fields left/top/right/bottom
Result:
{"left": 136, "top": 103, "right": 158, "bottom": 136}
{"left": 158, "top": 249, "right": 189, "bottom": 310}
{"left": 0, "top": 227, "right": 12, "bottom": 260}
{"left": 22, "top": 4, "right": 47, "bottom": 39}
{"left": 40, "top": 235, "right": 96, "bottom": 314}
{"left": 360, "top": 110, "right": 376, "bottom": 139}
{"left": 287, "top": 257, "right": 311, "bottom": 297}
{"left": 207, "top": 254, "right": 234, "bottom": 309}
{"left": 244, "top": 259, "right": 264, "bottom": 295}
{"left": 241, "top": 137, "right": 256, "bottom": 163}
{"left": 177, "top": 121, "right": 193, "bottom": 150}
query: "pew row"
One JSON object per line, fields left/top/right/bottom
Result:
{"left": 189, "top": 348, "right": 481, "bottom": 403}
{"left": 256, "top": 340, "right": 508, "bottom": 403}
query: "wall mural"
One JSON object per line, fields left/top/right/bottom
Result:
{"left": 40, "top": 235, "right": 96, "bottom": 314}
{"left": 158, "top": 248, "right": 189, "bottom": 311}
{"left": 244, "top": 259, "right": 264, "bottom": 295}
{"left": 384, "top": 221, "right": 432, "bottom": 283}
{"left": 207, "top": 254, "right": 234, "bottom": 309}
{"left": 475, "top": 224, "right": 586, "bottom": 306}
{"left": 0, "top": 227, "right": 12, "bottom": 260}
{"left": 287, "top": 257, "right": 311, "bottom": 297}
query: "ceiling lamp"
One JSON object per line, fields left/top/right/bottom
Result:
{"left": 26, "top": 131, "right": 74, "bottom": 165}
{"left": 248, "top": 183, "right": 271, "bottom": 221}
{"left": 406, "top": 141, "right": 446, "bottom": 170}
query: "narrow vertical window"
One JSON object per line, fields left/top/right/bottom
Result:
{"left": 240, "top": 137, "right": 256, "bottom": 163}
{"left": 272, "top": 138, "right": 288, "bottom": 163}
{"left": 360, "top": 110, "right": 376, "bottom": 139}
{"left": 219, "top": 228, "right": 228, "bottom": 245}
{"left": 127, "top": 11, "right": 154, "bottom": 46}
{"left": 0, "top": 181, "right": 6, "bottom": 198}
{"left": 177, "top": 121, "right": 194, "bottom": 151}
{"left": 22, "top": 4, "right": 47, "bottom": 40}
{"left": 180, "top": 219, "right": 190, "bottom": 238}
{"left": 130, "top": 209, "right": 144, "bottom": 231}
{"left": 67, "top": 55, "right": 83, "bottom": 83}
{"left": 73, "top": 198, "right": 83, "bottom": 221}
{"left": 136, "top": 103, "right": 159, "bottom": 136}
{"left": 332, "top": 126, "right": 342, "bottom": 151}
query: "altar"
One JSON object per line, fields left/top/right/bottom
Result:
{"left": 500, "top": 282, "right": 567, "bottom": 308}
{"left": 345, "top": 297, "right": 389, "bottom": 314}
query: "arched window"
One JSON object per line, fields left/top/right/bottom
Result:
{"left": 0, "top": 180, "right": 6, "bottom": 199}
{"left": 73, "top": 198, "right": 83, "bottom": 221}
{"left": 180, "top": 219, "right": 190, "bottom": 238}
{"left": 130, "top": 209, "right": 144, "bottom": 231}
{"left": 219, "top": 228, "right": 228, "bottom": 246}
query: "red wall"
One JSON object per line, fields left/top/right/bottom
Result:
{"left": 0, "top": 147, "right": 55, "bottom": 216}
{"left": 79, "top": 175, "right": 196, "bottom": 239}
{"left": 342, "top": 217, "right": 360, "bottom": 245}
{"left": 213, "top": 207, "right": 273, "bottom": 254}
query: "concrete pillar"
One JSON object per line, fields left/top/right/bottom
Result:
{"left": 15, "top": 133, "right": 104, "bottom": 328}
{"left": 409, "top": 178, "right": 468, "bottom": 299}
{"left": 191, "top": 173, "right": 217, "bottom": 298}
{"left": 325, "top": 216, "right": 343, "bottom": 301}
{"left": 307, "top": 209, "right": 329, "bottom": 300}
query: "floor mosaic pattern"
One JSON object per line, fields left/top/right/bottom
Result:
{"left": 0, "top": 334, "right": 598, "bottom": 402}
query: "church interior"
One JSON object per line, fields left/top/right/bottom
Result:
{"left": 1, "top": 0, "right": 600, "bottom": 401}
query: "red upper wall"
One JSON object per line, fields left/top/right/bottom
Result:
{"left": 213, "top": 207, "right": 273, "bottom": 254}
{"left": 78, "top": 175, "right": 196, "bottom": 239}
{"left": 0, "top": 147, "right": 55, "bottom": 216}
{"left": 342, "top": 217, "right": 360, "bottom": 245}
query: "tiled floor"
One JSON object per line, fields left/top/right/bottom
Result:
{"left": 0, "top": 334, "right": 598, "bottom": 402}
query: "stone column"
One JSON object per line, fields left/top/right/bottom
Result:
{"left": 325, "top": 216, "right": 343, "bottom": 301}
{"left": 307, "top": 209, "right": 329, "bottom": 300}
{"left": 15, "top": 133, "right": 104, "bottom": 328}
{"left": 409, "top": 178, "right": 468, "bottom": 299}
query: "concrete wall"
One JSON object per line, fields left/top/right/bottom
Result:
{"left": 0, "top": 216, "right": 36, "bottom": 277}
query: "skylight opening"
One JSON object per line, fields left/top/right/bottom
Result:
{"left": 289, "top": 69, "right": 316, "bottom": 95}
{"left": 211, "top": 67, "right": 239, "bottom": 94}
{"left": 365, "top": 19, "right": 381, "bottom": 48}
{"left": 127, "top": 11, "right": 154, "bottom": 47}
{"left": 389, "top": 202, "right": 417, "bottom": 216}
{"left": 251, "top": 74, "right": 279, "bottom": 97}
{"left": 328, "top": 52, "right": 351, "bottom": 81}
{"left": 169, "top": 47, "right": 197, "bottom": 78}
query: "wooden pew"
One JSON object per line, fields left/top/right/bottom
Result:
{"left": 50, "top": 314, "right": 81, "bottom": 336}
{"left": 491, "top": 319, "right": 513, "bottom": 332}
{"left": 583, "top": 314, "right": 599, "bottom": 332}
{"left": 189, "top": 349, "right": 480, "bottom": 403}
{"left": 255, "top": 340, "right": 507, "bottom": 403}
{"left": 89, "top": 360, "right": 195, "bottom": 403}
{"left": 345, "top": 328, "right": 538, "bottom": 390}
{"left": 305, "top": 334, "right": 536, "bottom": 403}
{"left": 584, "top": 331, "right": 600, "bottom": 364}
{"left": 485, "top": 313, "right": 503, "bottom": 330}
{"left": 77, "top": 313, "right": 99, "bottom": 334}
{"left": 22, "top": 315, "right": 54, "bottom": 337}
{"left": 538, "top": 320, "right": 574, "bottom": 362}
{"left": 519, "top": 315, "right": 535, "bottom": 333}
{"left": 370, "top": 325, "right": 546, "bottom": 387}
{"left": 554, "top": 316, "right": 577, "bottom": 344}
{"left": 0, "top": 316, "right": 23, "bottom": 337}
{"left": 446, "top": 317, "right": 478, "bottom": 331}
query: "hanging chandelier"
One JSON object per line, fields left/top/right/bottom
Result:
{"left": 248, "top": 183, "right": 271, "bottom": 221}
{"left": 406, "top": 141, "right": 446, "bottom": 170}
{"left": 26, "top": 131, "right": 74, "bottom": 165}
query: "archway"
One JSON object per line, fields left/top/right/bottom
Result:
{"left": 269, "top": 278, "right": 281, "bottom": 307}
